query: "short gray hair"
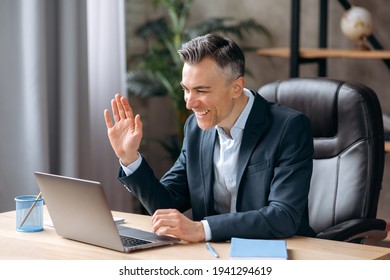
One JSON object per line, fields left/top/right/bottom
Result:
{"left": 178, "top": 33, "right": 245, "bottom": 83}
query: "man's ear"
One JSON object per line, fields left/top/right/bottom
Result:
{"left": 232, "top": 76, "right": 246, "bottom": 98}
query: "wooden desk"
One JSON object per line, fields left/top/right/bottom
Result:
{"left": 0, "top": 209, "right": 389, "bottom": 260}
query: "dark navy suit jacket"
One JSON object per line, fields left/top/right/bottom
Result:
{"left": 118, "top": 90, "right": 315, "bottom": 241}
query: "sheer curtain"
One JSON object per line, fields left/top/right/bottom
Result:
{"left": 0, "top": 0, "right": 140, "bottom": 213}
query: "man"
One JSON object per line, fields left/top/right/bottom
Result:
{"left": 104, "top": 33, "right": 315, "bottom": 242}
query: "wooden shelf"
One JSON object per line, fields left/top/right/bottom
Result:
{"left": 257, "top": 48, "right": 390, "bottom": 60}
{"left": 385, "top": 141, "right": 390, "bottom": 152}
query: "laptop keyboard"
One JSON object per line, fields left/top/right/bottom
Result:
{"left": 120, "top": 235, "right": 152, "bottom": 247}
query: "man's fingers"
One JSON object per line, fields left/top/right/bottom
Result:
{"left": 151, "top": 209, "right": 182, "bottom": 232}
{"left": 111, "top": 98, "right": 120, "bottom": 122}
{"left": 152, "top": 215, "right": 180, "bottom": 236}
{"left": 153, "top": 209, "right": 178, "bottom": 216}
{"left": 115, "top": 94, "right": 127, "bottom": 120}
{"left": 110, "top": 94, "right": 137, "bottom": 125}
{"left": 152, "top": 209, "right": 178, "bottom": 222}
{"left": 134, "top": 114, "right": 143, "bottom": 134}
{"left": 151, "top": 209, "right": 205, "bottom": 242}
{"left": 155, "top": 226, "right": 177, "bottom": 237}
{"left": 152, "top": 219, "right": 176, "bottom": 232}
{"left": 104, "top": 109, "right": 113, "bottom": 129}
{"left": 152, "top": 209, "right": 176, "bottom": 225}
{"left": 121, "top": 96, "right": 135, "bottom": 120}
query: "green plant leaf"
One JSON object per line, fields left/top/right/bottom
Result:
{"left": 127, "top": 70, "right": 168, "bottom": 98}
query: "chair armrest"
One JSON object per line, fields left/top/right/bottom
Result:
{"left": 316, "top": 218, "right": 387, "bottom": 242}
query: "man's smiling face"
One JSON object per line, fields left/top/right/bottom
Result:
{"left": 181, "top": 57, "right": 243, "bottom": 132}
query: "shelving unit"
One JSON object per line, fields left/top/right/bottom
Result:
{"left": 256, "top": 0, "right": 390, "bottom": 152}
{"left": 257, "top": 48, "right": 390, "bottom": 60}
{"left": 257, "top": 0, "right": 390, "bottom": 78}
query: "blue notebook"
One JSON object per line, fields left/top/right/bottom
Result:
{"left": 230, "top": 238, "right": 288, "bottom": 259}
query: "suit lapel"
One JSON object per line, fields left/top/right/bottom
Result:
{"left": 236, "top": 91, "right": 271, "bottom": 186}
{"left": 200, "top": 128, "right": 217, "bottom": 216}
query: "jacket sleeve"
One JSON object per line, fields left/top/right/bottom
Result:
{"left": 117, "top": 120, "right": 192, "bottom": 215}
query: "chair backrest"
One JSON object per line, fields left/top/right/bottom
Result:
{"left": 258, "top": 78, "right": 385, "bottom": 234}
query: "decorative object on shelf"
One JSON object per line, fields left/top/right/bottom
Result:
{"left": 340, "top": 6, "right": 373, "bottom": 50}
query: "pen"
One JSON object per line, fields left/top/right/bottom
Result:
{"left": 206, "top": 242, "right": 219, "bottom": 258}
{"left": 18, "top": 192, "right": 43, "bottom": 229}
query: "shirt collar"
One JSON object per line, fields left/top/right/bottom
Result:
{"left": 216, "top": 88, "right": 255, "bottom": 139}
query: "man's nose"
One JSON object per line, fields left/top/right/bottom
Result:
{"left": 185, "top": 92, "right": 197, "bottom": 109}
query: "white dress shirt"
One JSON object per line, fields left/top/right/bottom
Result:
{"left": 213, "top": 88, "right": 254, "bottom": 214}
{"left": 202, "top": 88, "right": 254, "bottom": 240}
{"left": 121, "top": 88, "right": 255, "bottom": 241}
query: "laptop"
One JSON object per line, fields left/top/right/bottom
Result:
{"left": 34, "top": 171, "right": 180, "bottom": 253}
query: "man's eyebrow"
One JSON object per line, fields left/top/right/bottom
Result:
{"left": 180, "top": 82, "right": 211, "bottom": 90}
{"left": 195, "top": 85, "right": 211, "bottom": 90}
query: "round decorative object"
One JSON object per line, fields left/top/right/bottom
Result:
{"left": 340, "top": 6, "right": 373, "bottom": 50}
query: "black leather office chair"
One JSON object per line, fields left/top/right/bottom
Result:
{"left": 258, "top": 78, "right": 387, "bottom": 243}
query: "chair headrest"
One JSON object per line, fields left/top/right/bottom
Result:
{"left": 259, "top": 78, "right": 339, "bottom": 138}
{"left": 258, "top": 78, "right": 383, "bottom": 158}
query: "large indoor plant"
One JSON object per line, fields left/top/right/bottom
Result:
{"left": 127, "top": 0, "right": 271, "bottom": 160}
